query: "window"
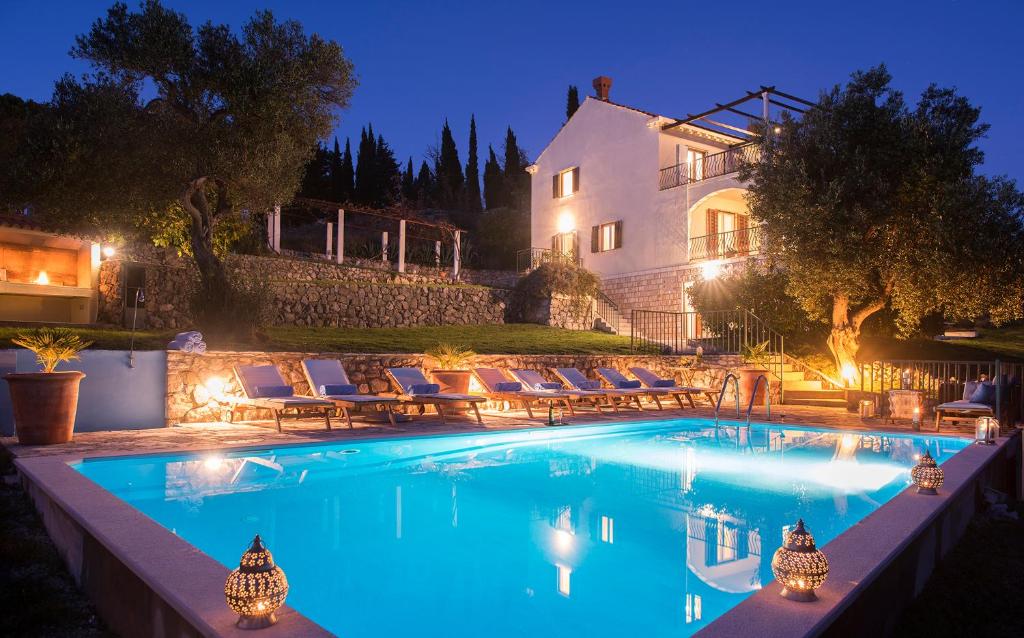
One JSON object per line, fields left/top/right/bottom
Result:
{"left": 590, "top": 221, "right": 622, "bottom": 253}
{"left": 687, "top": 149, "right": 707, "bottom": 181}
{"left": 552, "top": 231, "right": 577, "bottom": 259}
{"left": 552, "top": 167, "right": 580, "bottom": 198}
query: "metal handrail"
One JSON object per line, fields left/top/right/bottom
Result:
{"left": 714, "top": 373, "right": 741, "bottom": 427}
{"left": 745, "top": 375, "right": 771, "bottom": 426}
{"left": 594, "top": 289, "right": 622, "bottom": 334}
{"left": 658, "top": 142, "right": 760, "bottom": 191}
{"left": 688, "top": 226, "right": 762, "bottom": 262}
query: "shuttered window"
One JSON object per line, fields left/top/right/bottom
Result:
{"left": 590, "top": 221, "right": 622, "bottom": 252}
{"left": 552, "top": 167, "right": 580, "bottom": 198}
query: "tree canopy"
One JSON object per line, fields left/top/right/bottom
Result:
{"left": 743, "top": 65, "right": 1024, "bottom": 373}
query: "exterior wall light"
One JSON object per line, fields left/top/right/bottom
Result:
{"left": 701, "top": 261, "right": 722, "bottom": 280}
{"left": 556, "top": 212, "right": 575, "bottom": 234}
{"left": 771, "top": 519, "right": 829, "bottom": 602}
{"left": 101, "top": 245, "right": 117, "bottom": 259}
{"left": 975, "top": 416, "right": 999, "bottom": 445}
{"left": 910, "top": 450, "right": 944, "bottom": 495}
{"left": 225, "top": 535, "right": 289, "bottom": 629}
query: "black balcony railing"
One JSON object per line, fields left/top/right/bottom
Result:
{"left": 689, "top": 226, "right": 762, "bottom": 262}
{"left": 658, "top": 142, "right": 760, "bottom": 191}
{"left": 516, "top": 247, "right": 578, "bottom": 273}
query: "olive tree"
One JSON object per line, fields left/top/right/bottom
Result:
{"left": 743, "top": 66, "right": 1024, "bottom": 377}
{"left": 8, "top": 1, "right": 355, "bottom": 328}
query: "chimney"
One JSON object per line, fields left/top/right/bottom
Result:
{"left": 592, "top": 76, "right": 612, "bottom": 101}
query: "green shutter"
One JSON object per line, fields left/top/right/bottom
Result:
{"left": 552, "top": 174, "right": 560, "bottom": 198}
{"left": 614, "top": 220, "right": 623, "bottom": 249}
{"left": 591, "top": 226, "right": 599, "bottom": 253}
{"left": 572, "top": 167, "right": 580, "bottom": 193}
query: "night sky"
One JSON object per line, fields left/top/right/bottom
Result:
{"left": 3, "top": 0, "right": 1021, "bottom": 181}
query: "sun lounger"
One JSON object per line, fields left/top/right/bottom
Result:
{"left": 472, "top": 367, "right": 576, "bottom": 418}
{"left": 553, "top": 367, "right": 645, "bottom": 412}
{"left": 231, "top": 365, "right": 334, "bottom": 432}
{"left": 385, "top": 367, "right": 486, "bottom": 424}
{"left": 596, "top": 367, "right": 676, "bottom": 410}
{"left": 302, "top": 359, "right": 400, "bottom": 428}
{"left": 629, "top": 366, "right": 718, "bottom": 407}
{"left": 509, "top": 369, "right": 614, "bottom": 413}
{"left": 934, "top": 380, "right": 995, "bottom": 429}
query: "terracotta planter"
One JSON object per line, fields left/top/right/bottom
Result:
{"left": 430, "top": 369, "right": 471, "bottom": 411}
{"left": 736, "top": 367, "right": 769, "bottom": 407}
{"left": 4, "top": 371, "right": 85, "bottom": 445}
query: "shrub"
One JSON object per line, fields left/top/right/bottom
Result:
{"left": 510, "top": 261, "right": 600, "bottom": 325}
{"left": 12, "top": 327, "right": 92, "bottom": 373}
{"left": 425, "top": 343, "right": 477, "bottom": 369}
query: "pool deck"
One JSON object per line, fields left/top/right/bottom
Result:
{"left": 1, "top": 403, "right": 976, "bottom": 460}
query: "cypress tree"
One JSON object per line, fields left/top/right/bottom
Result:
{"left": 464, "top": 115, "right": 482, "bottom": 212}
{"left": 482, "top": 145, "right": 504, "bottom": 210}
{"left": 435, "top": 119, "right": 464, "bottom": 210}
{"left": 402, "top": 157, "right": 415, "bottom": 201}
{"left": 566, "top": 85, "right": 580, "bottom": 120}
{"left": 338, "top": 138, "right": 355, "bottom": 202}
{"left": 415, "top": 160, "right": 434, "bottom": 207}
{"left": 299, "top": 141, "right": 332, "bottom": 200}
{"left": 374, "top": 132, "right": 401, "bottom": 207}
{"left": 354, "top": 125, "right": 376, "bottom": 205}
{"left": 328, "top": 137, "right": 344, "bottom": 201}
{"left": 503, "top": 127, "right": 529, "bottom": 211}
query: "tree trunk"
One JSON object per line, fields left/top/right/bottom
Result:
{"left": 181, "top": 178, "right": 232, "bottom": 328}
{"left": 827, "top": 294, "right": 885, "bottom": 386}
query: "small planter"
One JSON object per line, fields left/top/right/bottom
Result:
{"left": 4, "top": 371, "right": 86, "bottom": 444}
{"left": 736, "top": 367, "right": 769, "bottom": 407}
{"left": 430, "top": 369, "right": 471, "bottom": 411}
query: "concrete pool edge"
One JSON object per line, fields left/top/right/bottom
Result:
{"left": 14, "top": 454, "right": 332, "bottom": 638}
{"left": 697, "top": 430, "right": 1022, "bottom": 638}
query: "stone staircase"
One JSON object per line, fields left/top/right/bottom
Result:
{"left": 778, "top": 362, "right": 846, "bottom": 407}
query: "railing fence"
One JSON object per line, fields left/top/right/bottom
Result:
{"left": 516, "top": 247, "right": 578, "bottom": 273}
{"left": 658, "top": 143, "right": 760, "bottom": 191}
{"left": 689, "top": 226, "right": 763, "bottom": 262}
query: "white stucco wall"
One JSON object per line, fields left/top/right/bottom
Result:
{"left": 530, "top": 98, "right": 750, "bottom": 279}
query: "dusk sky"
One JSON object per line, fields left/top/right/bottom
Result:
{"left": 3, "top": 0, "right": 1022, "bottom": 182}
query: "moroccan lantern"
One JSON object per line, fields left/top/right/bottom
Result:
{"left": 858, "top": 399, "right": 875, "bottom": 419}
{"left": 975, "top": 416, "right": 999, "bottom": 445}
{"left": 771, "top": 519, "right": 829, "bottom": 602}
{"left": 225, "top": 535, "right": 289, "bottom": 629}
{"left": 910, "top": 450, "right": 944, "bottom": 495}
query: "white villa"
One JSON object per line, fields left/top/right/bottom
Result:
{"left": 529, "top": 77, "right": 792, "bottom": 325}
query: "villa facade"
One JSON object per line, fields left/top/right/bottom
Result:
{"left": 528, "top": 78, "right": 762, "bottom": 322}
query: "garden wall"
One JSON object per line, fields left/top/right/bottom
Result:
{"left": 165, "top": 350, "right": 763, "bottom": 424}
{"left": 98, "top": 245, "right": 517, "bottom": 330}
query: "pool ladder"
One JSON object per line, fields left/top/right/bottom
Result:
{"left": 714, "top": 373, "right": 772, "bottom": 428}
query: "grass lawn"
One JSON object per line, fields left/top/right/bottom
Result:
{"left": 893, "top": 512, "right": 1024, "bottom": 637}
{"left": 0, "top": 448, "right": 112, "bottom": 637}
{"left": 0, "top": 324, "right": 643, "bottom": 355}
{"left": 860, "top": 323, "right": 1024, "bottom": 362}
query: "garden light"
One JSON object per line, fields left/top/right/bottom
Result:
{"left": 771, "top": 519, "right": 829, "bottom": 602}
{"left": 910, "top": 450, "right": 943, "bottom": 495}
{"left": 701, "top": 260, "right": 722, "bottom": 280}
{"left": 102, "top": 245, "right": 116, "bottom": 258}
{"left": 974, "top": 416, "right": 999, "bottom": 445}
{"left": 225, "top": 535, "right": 289, "bottom": 629}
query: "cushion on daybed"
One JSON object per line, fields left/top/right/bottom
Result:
{"left": 252, "top": 385, "right": 294, "bottom": 398}
{"left": 319, "top": 384, "right": 358, "bottom": 396}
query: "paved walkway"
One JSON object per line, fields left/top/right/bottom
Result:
{"left": 2, "top": 402, "right": 977, "bottom": 460}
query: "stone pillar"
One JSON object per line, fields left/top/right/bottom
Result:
{"left": 382, "top": 231, "right": 389, "bottom": 265}
{"left": 336, "top": 209, "right": 345, "bottom": 264}
{"left": 326, "top": 222, "right": 333, "bottom": 258}
{"left": 398, "top": 219, "right": 407, "bottom": 273}
{"left": 452, "top": 230, "right": 461, "bottom": 280}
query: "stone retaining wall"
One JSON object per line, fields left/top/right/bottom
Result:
{"left": 166, "top": 350, "right": 765, "bottom": 425}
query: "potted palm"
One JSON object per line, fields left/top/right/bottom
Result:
{"left": 426, "top": 343, "right": 476, "bottom": 410}
{"left": 738, "top": 340, "right": 772, "bottom": 406}
{"left": 4, "top": 327, "right": 92, "bottom": 444}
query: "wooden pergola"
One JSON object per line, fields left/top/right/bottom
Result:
{"left": 662, "top": 85, "right": 818, "bottom": 141}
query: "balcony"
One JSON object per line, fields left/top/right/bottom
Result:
{"left": 516, "top": 247, "right": 580, "bottom": 273}
{"left": 659, "top": 143, "right": 759, "bottom": 191}
{"left": 688, "top": 226, "right": 762, "bottom": 262}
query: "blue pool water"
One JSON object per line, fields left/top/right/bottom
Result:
{"left": 73, "top": 420, "right": 968, "bottom": 637}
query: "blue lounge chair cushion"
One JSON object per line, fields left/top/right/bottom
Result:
{"left": 494, "top": 381, "right": 523, "bottom": 392}
{"left": 652, "top": 379, "right": 676, "bottom": 388}
{"left": 970, "top": 382, "right": 996, "bottom": 406}
{"left": 537, "top": 381, "right": 563, "bottom": 390}
{"left": 579, "top": 379, "right": 601, "bottom": 390}
{"left": 615, "top": 379, "right": 642, "bottom": 389}
{"left": 320, "top": 384, "right": 358, "bottom": 396}
{"left": 252, "top": 385, "right": 294, "bottom": 398}
{"left": 409, "top": 383, "right": 441, "bottom": 395}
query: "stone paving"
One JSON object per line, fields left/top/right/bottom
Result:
{"left": 2, "top": 401, "right": 978, "bottom": 460}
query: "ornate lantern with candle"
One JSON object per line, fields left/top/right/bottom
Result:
{"left": 910, "top": 450, "right": 944, "bottom": 495}
{"left": 858, "top": 399, "right": 875, "bottom": 419}
{"left": 225, "top": 535, "right": 289, "bottom": 629}
{"left": 771, "top": 519, "right": 829, "bottom": 602}
{"left": 975, "top": 416, "right": 999, "bottom": 445}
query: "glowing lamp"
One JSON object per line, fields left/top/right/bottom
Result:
{"left": 910, "top": 450, "right": 943, "bottom": 495}
{"left": 771, "top": 519, "right": 829, "bottom": 602}
{"left": 840, "top": 363, "right": 857, "bottom": 386}
{"left": 225, "top": 535, "right": 289, "bottom": 629}
{"left": 35, "top": 271, "right": 50, "bottom": 285}
{"left": 701, "top": 261, "right": 722, "bottom": 280}
{"left": 556, "top": 212, "right": 575, "bottom": 234}
{"left": 974, "top": 416, "right": 999, "bottom": 445}
{"left": 102, "top": 245, "right": 117, "bottom": 258}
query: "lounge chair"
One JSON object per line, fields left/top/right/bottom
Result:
{"left": 301, "top": 359, "right": 400, "bottom": 428}
{"left": 553, "top": 367, "right": 645, "bottom": 411}
{"left": 230, "top": 365, "right": 334, "bottom": 432}
{"left": 472, "top": 367, "right": 576, "bottom": 418}
{"left": 629, "top": 366, "right": 718, "bottom": 407}
{"left": 509, "top": 369, "right": 614, "bottom": 413}
{"left": 385, "top": 367, "right": 486, "bottom": 425}
{"left": 596, "top": 367, "right": 677, "bottom": 410}
{"left": 934, "top": 380, "right": 995, "bottom": 430}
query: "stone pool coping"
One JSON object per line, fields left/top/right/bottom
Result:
{"left": 698, "top": 429, "right": 1021, "bottom": 638}
{"left": 11, "top": 416, "right": 1015, "bottom": 638}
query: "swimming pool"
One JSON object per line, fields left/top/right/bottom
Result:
{"left": 73, "top": 420, "right": 968, "bottom": 637}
